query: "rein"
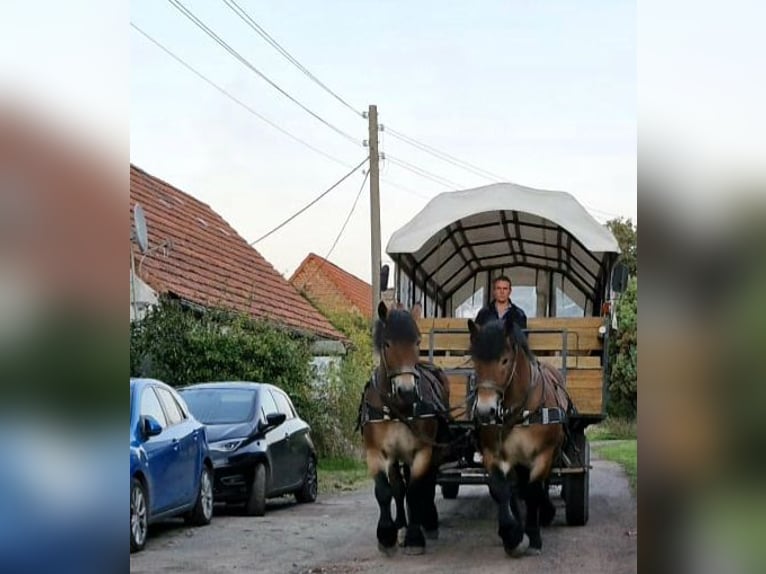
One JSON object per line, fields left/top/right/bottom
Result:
{"left": 366, "top": 353, "right": 459, "bottom": 449}
{"left": 474, "top": 342, "right": 564, "bottom": 429}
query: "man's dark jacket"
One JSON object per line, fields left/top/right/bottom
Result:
{"left": 475, "top": 300, "right": 528, "bottom": 330}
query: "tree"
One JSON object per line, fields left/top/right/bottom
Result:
{"left": 606, "top": 217, "right": 637, "bottom": 276}
{"left": 607, "top": 276, "right": 637, "bottom": 419}
{"left": 302, "top": 302, "right": 373, "bottom": 457}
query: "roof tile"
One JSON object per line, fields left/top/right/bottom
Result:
{"left": 290, "top": 253, "right": 373, "bottom": 318}
{"left": 130, "top": 165, "right": 344, "bottom": 341}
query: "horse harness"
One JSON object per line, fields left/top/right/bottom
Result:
{"left": 473, "top": 343, "right": 572, "bottom": 430}
{"left": 359, "top": 361, "right": 448, "bottom": 426}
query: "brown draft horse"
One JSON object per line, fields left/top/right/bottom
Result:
{"left": 359, "top": 302, "right": 450, "bottom": 555}
{"left": 468, "top": 318, "right": 570, "bottom": 557}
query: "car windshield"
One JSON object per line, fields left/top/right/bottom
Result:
{"left": 181, "top": 388, "right": 257, "bottom": 424}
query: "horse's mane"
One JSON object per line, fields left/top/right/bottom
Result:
{"left": 470, "top": 319, "right": 534, "bottom": 363}
{"left": 373, "top": 309, "right": 420, "bottom": 352}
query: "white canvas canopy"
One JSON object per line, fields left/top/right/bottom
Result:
{"left": 386, "top": 183, "right": 620, "bottom": 316}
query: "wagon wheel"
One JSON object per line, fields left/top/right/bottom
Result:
{"left": 440, "top": 483, "right": 459, "bottom": 499}
{"left": 564, "top": 432, "right": 590, "bottom": 526}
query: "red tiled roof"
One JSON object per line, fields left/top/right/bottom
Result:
{"left": 130, "top": 165, "right": 344, "bottom": 341}
{"left": 290, "top": 253, "right": 372, "bottom": 318}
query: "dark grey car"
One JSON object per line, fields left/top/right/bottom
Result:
{"left": 179, "top": 382, "right": 318, "bottom": 516}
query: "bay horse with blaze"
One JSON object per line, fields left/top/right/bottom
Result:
{"left": 359, "top": 302, "right": 450, "bottom": 555}
{"left": 468, "top": 318, "right": 571, "bottom": 557}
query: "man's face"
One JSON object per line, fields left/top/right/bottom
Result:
{"left": 493, "top": 280, "right": 511, "bottom": 303}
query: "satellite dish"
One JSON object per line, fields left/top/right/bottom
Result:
{"left": 133, "top": 203, "right": 149, "bottom": 254}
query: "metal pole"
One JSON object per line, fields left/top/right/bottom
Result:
{"left": 369, "top": 104, "right": 381, "bottom": 316}
{"left": 130, "top": 244, "right": 139, "bottom": 322}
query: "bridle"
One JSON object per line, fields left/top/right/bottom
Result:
{"left": 475, "top": 340, "right": 518, "bottom": 398}
{"left": 376, "top": 340, "right": 422, "bottom": 402}
{"left": 473, "top": 340, "right": 534, "bottom": 424}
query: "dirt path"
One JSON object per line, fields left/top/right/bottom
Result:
{"left": 130, "top": 453, "right": 636, "bottom": 574}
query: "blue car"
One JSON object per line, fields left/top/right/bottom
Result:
{"left": 130, "top": 378, "right": 214, "bottom": 552}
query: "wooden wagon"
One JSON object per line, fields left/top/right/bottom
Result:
{"left": 385, "top": 182, "right": 627, "bottom": 525}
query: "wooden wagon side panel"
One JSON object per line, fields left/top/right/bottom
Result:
{"left": 416, "top": 316, "right": 606, "bottom": 418}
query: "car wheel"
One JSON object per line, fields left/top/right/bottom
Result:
{"left": 186, "top": 465, "right": 214, "bottom": 526}
{"left": 295, "top": 457, "right": 318, "bottom": 503}
{"left": 130, "top": 478, "right": 148, "bottom": 553}
{"left": 246, "top": 462, "right": 267, "bottom": 516}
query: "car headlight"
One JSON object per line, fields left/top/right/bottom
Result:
{"left": 210, "top": 439, "right": 245, "bottom": 452}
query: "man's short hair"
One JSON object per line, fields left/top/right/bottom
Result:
{"left": 493, "top": 275, "right": 512, "bottom": 287}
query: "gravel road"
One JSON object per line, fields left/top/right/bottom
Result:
{"left": 130, "top": 450, "right": 636, "bottom": 574}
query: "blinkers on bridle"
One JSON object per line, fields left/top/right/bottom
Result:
{"left": 377, "top": 336, "right": 423, "bottom": 402}
{"left": 473, "top": 338, "right": 521, "bottom": 423}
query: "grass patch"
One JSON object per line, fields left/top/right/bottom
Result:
{"left": 586, "top": 417, "right": 637, "bottom": 441}
{"left": 592, "top": 439, "right": 637, "bottom": 494}
{"left": 318, "top": 456, "right": 370, "bottom": 495}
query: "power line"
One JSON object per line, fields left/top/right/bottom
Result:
{"left": 131, "top": 23, "right": 356, "bottom": 171}
{"left": 325, "top": 169, "right": 370, "bottom": 257}
{"left": 149, "top": 3, "right": 624, "bottom": 221}
{"left": 166, "top": 0, "right": 359, "bottom": 145}
{"left": 386, "top": 155, "right": 463, "bottom": 189}
{"left": 301, "top": 170, "right": 371, "bottom": 289}
{"left": 386, "top": 126, "right": 506, "bottom": 182}
{"left": 386, "top": 127, "right": 623, "bottom": 218}
{"left": 251, "top": 157, "right": 369, "bottom": 245}
{"left": 221, "top": 0, "right": 362, "bottom": 117}
{"left": 380, "top": 177, "right": 432, "bottom": 200}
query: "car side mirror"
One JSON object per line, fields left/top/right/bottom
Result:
{"left": 142, "top": 415, "right": 163, "bottom": 438}
{"left": 611, "top": 262, "right": 629, "bottom": 293}
{"left": 266, "top": 412, "right": 287, "bottom": 428}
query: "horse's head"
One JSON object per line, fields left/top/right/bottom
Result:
{"left": 374, "top": 301, "right": 421, "bottom": 404}
{"left": 468, "top": 319, "right": 530, "bottom": 423}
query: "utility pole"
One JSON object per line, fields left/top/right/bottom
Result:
{"left": 368, "top": 104, "right": 381, "bottom": 317}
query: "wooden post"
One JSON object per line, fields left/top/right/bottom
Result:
{"left": 368, "top": 104, "right": 381, "bottom": 316}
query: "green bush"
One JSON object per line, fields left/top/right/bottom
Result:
{"left": 307, "top": 308, "right": 372, "bottom": 458}
{"left": 130, "top": 297, "right": 375, "bottom": 460}
{"left": 608, "top": 276, "right": 637, "bottom": 419}
{"left": 586, "top": 417, "right": 637, "bottom": 440}
{"left": 130, "top": 298, "right": 316, "bottom": 420}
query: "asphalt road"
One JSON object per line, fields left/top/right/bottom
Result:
{"left": 130, "top": 451, "right": 636, "bottom": 574}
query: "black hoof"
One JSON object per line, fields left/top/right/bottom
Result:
{"left": 402, "top": 544, "right": 425, "bottom": 555}
{"left": 498, "top": 524, "right": 525, "bottom": 550}
{"left": 397, "top": 526, "right": 407, "bottom": 547}
{"left": 423, "top": 507, "right": 439, "bottom": 533}
{"left": 404, "top": 526, "right": 426, "bottom": 552}
{"left": 377, "top": 523, "right": 398, "bottom": 550}
{"left": 525, "top": 547, "right": 542, "bottom": 556}
{"left": 527, "top": 528, "right": 542, "bottom": 552}
{"left": 540, "top": 499, "right": 556, "bottom": 527}
{"left": 503, "top": 533, "right": 529, "bottom": 558}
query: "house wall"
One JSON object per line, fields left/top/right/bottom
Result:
{"left": 292, "top": 260, "right": 364, "bottom": 316}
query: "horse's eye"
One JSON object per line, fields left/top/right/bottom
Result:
{"left": 501, "top": 357, "right": 509, "bottom": 366}
{"left": 384, "top": 341, "right": 391, "bottom": 349}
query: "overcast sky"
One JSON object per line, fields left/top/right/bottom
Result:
{"left": 131, "top": 0, "right": 636, "bottom": 282}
